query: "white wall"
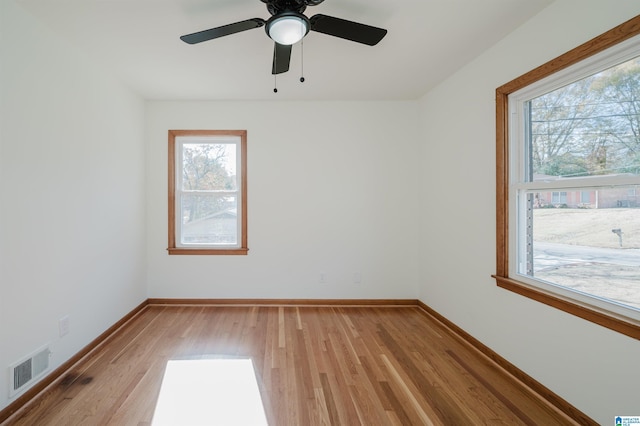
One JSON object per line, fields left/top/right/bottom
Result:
{"left": 146, "top": 101, "right": 421, "bottom": 299}
{"left": 0, "top": 1, "right": 147, "bottom": 410}
{"left": 417, "top": 0, "right": 640, "bottom": 423}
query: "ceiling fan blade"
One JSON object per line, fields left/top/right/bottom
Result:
{"left": 180, "top": 18, "right": 265, "bottom": 44}
{"left": 272, "top": 43, "right": 292, "bottom": 75}
{"left": 309, "top": 14, "right": 387, "bottom": 46}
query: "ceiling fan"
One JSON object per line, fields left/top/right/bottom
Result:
{"left": 180, "top": 0, "right": 387, "bottom": 75}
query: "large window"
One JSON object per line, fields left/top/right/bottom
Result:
{"left": 168, "top": 130, "right": 248, "bottom": 255}
{"left": 496, "top": 16, "right": 640, "bottom": 339}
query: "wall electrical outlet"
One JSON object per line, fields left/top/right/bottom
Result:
{"left": 58, "top": 315, "right": 70, "bottom": 337}
{"left": 319, "top": 272, "right": 327, "bottom": 284}
{"left": 353, "top": 272, "right": 362, "bottom": 284}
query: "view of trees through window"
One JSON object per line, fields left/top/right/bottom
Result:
{"left": 530, "top": 58, "right": 640, "bottom": 180}
{"left": 522, "top": 55, "right": 640, "bottom": 312}
{"left": 180, "top": 141, "right": 239, "bottom": 245}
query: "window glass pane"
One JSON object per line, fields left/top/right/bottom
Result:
{"left": 182, "top": 143, "right": 237, "bottom": 191}
{"left": 580, "top": 191, "right": 591, "bottom": 204}
{"left": 181, "top": 194, "right": 238, "bottom": 245}
{"left": 528, "top": 57, "right": 640, "bottom": 182}
{"left": 521, "top": 186, "right": 640, "bottom": 311}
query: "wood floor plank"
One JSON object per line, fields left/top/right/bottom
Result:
{"left": 4, "top": 305, "right": 585, "bottom": 425}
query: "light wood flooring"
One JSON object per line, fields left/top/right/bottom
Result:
{"left": 4, "top": 305, "right": 585, "bottom": 425}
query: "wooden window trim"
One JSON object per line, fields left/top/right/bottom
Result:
{"left": 168, "top": 129, "right": 248, "bottom": 255}
{"left": 494, "top": 15, "right": 640, "bottom": 340}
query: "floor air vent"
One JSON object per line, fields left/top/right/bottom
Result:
{"left": 9, "top": 345, "right": 51, "bottom": 397}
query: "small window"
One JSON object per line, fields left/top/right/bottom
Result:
{"left": 551, "top": 191, "right": 567, "bottom": 205}
{"left": 580, "top": 191, "right": 591, "bottom": 205}
{"left": 168, "top": 130, "right": 248, "bottom": 255}
{"left": 496, "top": 16, "right": 640, "bottom": 339}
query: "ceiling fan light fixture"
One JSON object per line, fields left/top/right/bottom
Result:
{"left": 267, "top": 13, "right": 309, "bottom": 45}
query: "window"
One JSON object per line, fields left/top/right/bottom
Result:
{"left": 495, "top": 16, "right": 640, "bottom": 339}
{"left": 551, "top": 191, "right": 567, "bottom": 205}
{"left": 168, "top": 130, "right": 248, "bottom": 255}
{"left": 580, "top": 191, "right": 591, "bottom": 205}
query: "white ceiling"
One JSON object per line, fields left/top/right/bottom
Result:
{"left": 19, "top": 0, "right": 554, "bottom": 101}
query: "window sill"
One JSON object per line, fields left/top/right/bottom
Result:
{"left": 167, "top": 247, "right": 249, "bottom": 256}
{"left": 493, "top": 275, "right": 640, "bottom": 340}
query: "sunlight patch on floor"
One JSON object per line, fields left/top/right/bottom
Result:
{"left": 152, "top": 358, "right": 268, "bottom": 426}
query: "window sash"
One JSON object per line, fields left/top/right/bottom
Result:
{"left": 176, "top": 192, "right": 240, "bottom": 248}
{"left": 512, "top": 187, "right": 640, "bottom": 320}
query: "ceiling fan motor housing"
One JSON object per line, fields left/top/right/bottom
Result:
{"left": 261, "top": 0, "right": 325, "bottom": 16}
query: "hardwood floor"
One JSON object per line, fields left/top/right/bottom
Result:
{"left": 4, "top": 305, "right": 585, "bottom": 425}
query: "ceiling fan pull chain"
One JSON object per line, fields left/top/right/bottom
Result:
{"left": 300, "top": 36, "right": 305, "bottom": 83}
{"left": 273, "top": 52, "right": 278, "bottom": 93}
